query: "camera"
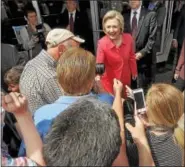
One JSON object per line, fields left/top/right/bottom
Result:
{"left": 123, "top": 97, "right": 135, "bottom": 143}
{"left": 35, "top": 23, "right": 46, "bottom": 49}
{"left": 123, "top": 97, "right": 139, "bottom": 166}
{"left": 95, "top": 63, "right": 105, "bottom": 75}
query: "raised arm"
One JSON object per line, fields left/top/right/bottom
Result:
{"left": 112, "top": 79, "right": 129, "bottom": 166}
{"left": 2, "top": 92, "right": 45, "bottom": 166}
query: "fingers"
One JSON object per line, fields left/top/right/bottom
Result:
{"left": 125, "top": 123, "right": 134, "bottom": 133}
{"left": 113, "top": 78, "right": 117, "bottom": 84}
{"left": 4, "top": 94, "right": 14, "bottom": 104}
{"left": 138, "top": 114, "right": 150, "bottom": 127}
{"left": 125, "top": 85, "right": 131, "bottom": 91}
{"left": 174, "top": 74, "right": 179, "bottom": 80}
{"left": 9, "top": 92, "right": 20, "bottom": 108}
{"left": 134, "top": 102, "right": 137, "bottom": 116}
{"left": 125, "top": 85, "right": 133, "bottom": 97}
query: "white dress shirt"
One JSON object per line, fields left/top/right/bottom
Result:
{"left": 68, "top": 10, "right": 76, "bottom": 22}
{"left": 130, "top": 5, "right": 142, "bottom": 28}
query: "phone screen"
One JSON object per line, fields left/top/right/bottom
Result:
{"left": 134, "top": 91, "right": 145, "bottom": 110}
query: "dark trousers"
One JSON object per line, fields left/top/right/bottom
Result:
{"left": 131, "top": 65, "right": 154, "bottom": 93}
{"left": 174, "top": 77, "right": 185, "bottom": 92}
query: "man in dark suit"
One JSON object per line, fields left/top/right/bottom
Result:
{"left": 148, "top": 0, "right": 166, "bottom": 78}
{"left": 172, "top": 4, "right": 185, "bottom": 60}
{"left": 123, "top": 0, "right": 157, "bottom": 90}
{"left": 58, "top": 0, "right": 93, "bottom": 52}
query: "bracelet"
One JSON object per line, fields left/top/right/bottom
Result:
{"left": 175, "top": 69, "right": 180, "bottom": 71}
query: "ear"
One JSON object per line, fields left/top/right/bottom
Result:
{"left": 58, "top": 44, "right": 66, "bottom": 55}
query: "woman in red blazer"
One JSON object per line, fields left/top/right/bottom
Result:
{"left": 96, "top": 10, "right": 137, "bottom": 97}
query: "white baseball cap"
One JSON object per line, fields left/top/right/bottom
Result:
{"left": 46, "top": 28, "right": 85, "bottom": 48}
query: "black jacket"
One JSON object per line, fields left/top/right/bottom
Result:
{"left": 123, "top": 7, "right": 157, "bottom": 65}
{"left": 58, "top": 9, "right": 93, "bottom": 51}
{"left": 151, "top": 2, "right": 166, "bottom": 56}
{"left": 174, "top": 5, "right": 185, "bottom": 47}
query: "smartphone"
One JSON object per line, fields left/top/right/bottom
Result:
{"left": 133, "top": 88, "right": 146, "bottom": 114}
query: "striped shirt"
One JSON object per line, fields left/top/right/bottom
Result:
{"left": 127, "top": 129, "right": 183, "bottom": 166}
{"left": 146, "top": 130, "right": 183, "bottom": 166}
{"left": 20, "top": 50, "right": 63, "bottom": 114}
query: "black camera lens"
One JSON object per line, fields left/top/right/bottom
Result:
{"left": 95, "top": 63, "right": 105, "bottom": 75}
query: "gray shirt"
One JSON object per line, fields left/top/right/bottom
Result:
{"left": 20, "top": 50, "right": 63, "bottom": 114}
{"left": 20, "top": 23, "right": 51, "bottom": 58}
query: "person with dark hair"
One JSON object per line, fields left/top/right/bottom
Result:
{"left": 4, "top": 65, "right": 24, "bottom": 92}
{"left": 148, "top": 0, "right": 166, "bottom": 79}
{"left": 43, "top": 97, "right": 122, "bottom": 166}
{"left": 123, "top": 0, "right": 157, "bottom": 90}
{"left": 58, "top": 0, "right": 94, "bottom": 52}
{"left": 20, "top": 4, "right": 51, "bottom": 58}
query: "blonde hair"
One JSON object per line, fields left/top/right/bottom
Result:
{"left": 146, "top": 83, "right": 184, "bottom": 149}
{"left": 57, "top": 47, "right": 96, "bottom": 96}
{"left": 102, "top": 10, "right": 124, "bottom": 33}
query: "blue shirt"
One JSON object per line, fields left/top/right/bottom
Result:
{"left": 18, "top": 93, "right": 114, "bottom": 156}
{"left": 148, "top": 2, "right": 157, "bottom": 11}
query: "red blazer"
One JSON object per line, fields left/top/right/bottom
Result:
{"left": 96, "top": 33, "right": 137, "bottom": 95}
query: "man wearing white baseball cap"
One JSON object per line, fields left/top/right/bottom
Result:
{"left": 19, "top": 28, "right": 85, "bottom": 114}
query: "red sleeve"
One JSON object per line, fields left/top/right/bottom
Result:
{"left": 176, "top": 40, "right": 185, "bottom": 73}
{"left": 129, "top": 36, "right": 138, "bottom": 76}
{"left": 96, "top": 40, "right": 105, "bottom": 63}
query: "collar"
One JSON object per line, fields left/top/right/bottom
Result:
{"left": 55, "top": 93, "right": 93, "bottom": 104}
{"left": 40, "top": 50, "right": 58, "bottom": 67}
{"left": 106, "top": 34, "right": 126, "bottom": 49}
{"left": 131, "top": 5, "right": 142, "bottom": 15}
{"left": 69, "top": 10, "right": 76, "bottom": 16}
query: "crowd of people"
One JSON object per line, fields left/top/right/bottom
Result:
{"left": 1, "top": 0, "right": 185, "bottom": 167}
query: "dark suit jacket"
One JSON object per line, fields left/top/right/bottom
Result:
{"left": 152, "top": 2, "right": 166, "bottom": 57}
{"left": 174, "top": 5, "right": 185, "bottom": 47}
{"left": 58, "top": 9, "right": 93, "bottom": 51}
{"left": 123, "top": 7, "right": 157, "bottom": 66}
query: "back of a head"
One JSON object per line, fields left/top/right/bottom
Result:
{"left": 43, "top": 97, "right": 121, "bottom": 166}
{"left": 57, "top": 47, "right": 96, "bottom": 96}
{"left": 146, "top": 83, "right": 184, "bottom": 148}
{"left": 4, "top": 65, "right": 24, "bottom": 85}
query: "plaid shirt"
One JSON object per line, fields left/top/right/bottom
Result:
{"left": 20, "top": 50, "right": 63, "bottom": 114}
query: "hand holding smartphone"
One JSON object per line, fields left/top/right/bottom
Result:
{"left": 133, "top": 88, "right": 146, "bottom": 114}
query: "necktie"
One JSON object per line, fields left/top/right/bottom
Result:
{"left": 132, "top": 11, "right": 137, "bottom": 39}
{"left": 69, "top": 13, "right": 74, "bottom": 33}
